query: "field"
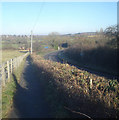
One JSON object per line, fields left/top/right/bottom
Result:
{"left": 1, "top": 50, "right": 26, "bottom": 63}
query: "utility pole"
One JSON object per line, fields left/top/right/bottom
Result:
{"left": 31, "top": 30, "right": 33, "bottom": 54}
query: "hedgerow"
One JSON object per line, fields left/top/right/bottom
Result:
{"left": 32, "top": 54, "right": 119, "bottom": 118}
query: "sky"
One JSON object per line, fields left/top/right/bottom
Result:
{"left": 1, "top": 2, "right": 117, "bottom": 35}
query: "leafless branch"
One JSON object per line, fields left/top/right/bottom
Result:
{"left": 64, "top": 106, "right": 93, "bottom": 120}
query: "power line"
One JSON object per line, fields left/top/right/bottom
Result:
{"left": 30, "top": 1, "right": 45, "bottom": 54}
{"left": 31, "top": 2, "right": 45, "bottom": 54}
{"left": 32, "top": 1, "right": 45, "bottom": 32}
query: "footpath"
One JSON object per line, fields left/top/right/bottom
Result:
{"left": 8, "top": 55, "right": 50, "bottom": 118}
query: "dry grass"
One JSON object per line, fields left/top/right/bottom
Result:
{"left": 32, "top": 54, "right": 119, "bottom": 118}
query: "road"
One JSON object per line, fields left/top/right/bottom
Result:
{"left": 8, "top": 55, "right": 51, "bottom": 118}
{"left": 44, "top": 50, "right": 64, "bottom": 63}
{"left": 44, "top": 50, "right": 118, "bottom": 80}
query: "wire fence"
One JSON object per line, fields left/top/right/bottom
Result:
{"left": 0, "top": 52, "right": 29, "bottom": 87}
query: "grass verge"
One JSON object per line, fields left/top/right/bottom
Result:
{"left": 2, "top": 55, "right": 27, "bottom": 118}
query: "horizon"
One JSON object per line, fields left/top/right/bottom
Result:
{"left": 1, "top": 31, "right": 102, "bottom": 36}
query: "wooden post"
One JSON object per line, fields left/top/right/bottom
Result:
{"left": 7, "top": 61, "right": 10, "bottom": 82}
{"left": 15, "top": 58, "right": 17, "bottom": 70}
{"left": 90, "top": 79, "right": 93, "bottom": 89}
{"left": 31, "top": 30, "right": 33, "bottom": 54}
{"left": 11, "top": 59, "right": 12, "bottom": 73}
{"left": 14, "top": 58, "right": 16, "bottom": 69}
{"left": 2, "top": 65, "right": 5, "bottom": 86}
{"left": 13, "top": 59, "right": 15, "bottom": 70}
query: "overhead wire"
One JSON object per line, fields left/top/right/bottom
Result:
{"left": 29, "top": 1, "right": 45, "bottom": 52}
{"left": 32, "top": 1, "right": 45, "bottom": 33}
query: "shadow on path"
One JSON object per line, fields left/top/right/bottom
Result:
{"left": 8, "top": 55, "right": 51, "bottom": 118}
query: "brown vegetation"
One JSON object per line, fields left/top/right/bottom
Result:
{"left": 31, "top": 54, "right": 119, "bottom": 118}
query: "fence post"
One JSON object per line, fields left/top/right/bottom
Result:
{"left": 14, "top": 58, "right": 16, "bottom": 70}
{"left": 11, "top": 59, "right": 12, "bottom": 73}
{"left": 2, "top": 65, "right": 5, "bottom": 86}
{"left": 1, "top": 52, "right": 28, "bottom": 87}
{"left": 7, "top": 61, "right": 10, "bottom": 82}
{"left": 90, "top": 79, "right": 93, "bottom": 89}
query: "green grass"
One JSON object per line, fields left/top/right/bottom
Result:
{"left": 1, "top": 50, "right": 25, "bottom": 63}
{"left": 2, "top": 55, "right": 27, "bottom": 118}
{"left": 2, "top": 78, "right": 16, "bottom": 118}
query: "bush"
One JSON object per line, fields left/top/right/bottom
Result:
{"left": 32, "top": 54, "right": 119, "bottom": 118}
{"left": 64, "top": 35, "right": 117, "bottom": 75}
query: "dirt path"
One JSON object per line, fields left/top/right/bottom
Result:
{"left": 44, "top": 50, "right": 63, "bottom": 63}
{"left": 8, "top": 55, "right": 51, "bottom": 118}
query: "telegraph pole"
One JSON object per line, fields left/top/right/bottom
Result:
{"left": 31, "top": 30, "right": 33, "bottom": 54}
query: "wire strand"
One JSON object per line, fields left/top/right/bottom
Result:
{"left": 32, "top": 1, "right": 45, "bottom": 33}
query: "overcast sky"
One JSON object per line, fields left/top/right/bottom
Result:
{"left": 2, "top": 2, "right": 117, "bottom": 35}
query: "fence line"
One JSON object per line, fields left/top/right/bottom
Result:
{"left": 0, "top": 52, "right": 29, "bottom": 87}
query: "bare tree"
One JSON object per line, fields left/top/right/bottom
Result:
{"left": 104, "top": 25, "right": 117, "bottom": 36}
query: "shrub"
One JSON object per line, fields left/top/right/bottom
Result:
{"left": 31, "top": 54, "right": 119, "bottom": 118}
